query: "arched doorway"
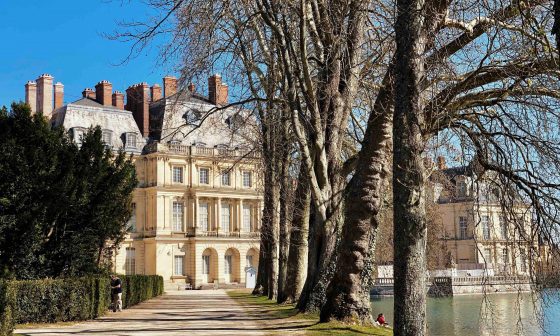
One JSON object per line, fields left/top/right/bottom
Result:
{"left": 201, "top": 248, "right": 218, "bottom": 284}
{"left": 224, "top": 248, "right": 241, "bottom": 283}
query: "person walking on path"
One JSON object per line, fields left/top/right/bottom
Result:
{"left": 110, "top": 274, "right": 123, "bottom": 312}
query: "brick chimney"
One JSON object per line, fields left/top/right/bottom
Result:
{"left": 151, "top": 84, "right": 162, "bottom": 102}
{"left": 126, "top": 83, "right": 150, "bottom": 137}
{"left": 112, "top": 91, "right": 125, "bottom": 109}
{"left": 208, "top": 74, "right": 228, "bottom": 106}
{"left": 36, "top": 74, "right": 54, "bottom": 116}
{"left": 437, "top": 156, "right": 446, "bottom": 170}
{"left": 95, "top": 80, "right": 113, "bottom": 106}
{"left": 25, "top": 81, "right": 37, "bottom": 113}
{"left": 163, "top": 76, "right": 178, "bottom": 98}
{"left": 188, "top": 83, "right": 195, "bottom": 93}
{"left": 54, "top": 82, "right": 64, "bottom": 110}
{"left": 82, "top": 88, "right": 96, "bottom": 99}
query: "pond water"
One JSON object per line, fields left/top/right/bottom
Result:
{"left": 371, "top": 290, "right": 560, "bottom": 336}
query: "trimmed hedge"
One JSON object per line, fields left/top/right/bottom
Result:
{"left": 0, "top": 275, "right": 163, "bottom": 336}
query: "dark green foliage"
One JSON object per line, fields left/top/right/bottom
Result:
{"left": 0, "top": 275, "right": 163, "bottom": 336}
{"left": 0, "top": 102, "right": 138, "bottom": 279}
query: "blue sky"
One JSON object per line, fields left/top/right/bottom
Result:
{"left": 0, "top": 1, "right": 174, "bottom": 107}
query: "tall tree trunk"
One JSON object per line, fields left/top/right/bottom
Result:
{"left": 393, "top": 0, "right": 428, "bottom": 334}
{"left": 277, "top": 142, "right": 291, "bottom": 303}
{"left": 283, "top": 168, "right": 310, "bottom": 303}
{"left": 297, "top": 203, "right": 342, "bottom": 313}
{"left": 320, "top": 80, "right": 393, "bottom": 322}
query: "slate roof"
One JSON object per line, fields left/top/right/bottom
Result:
{"left": 52, "top": 97, "right": 145, "bottom": 154}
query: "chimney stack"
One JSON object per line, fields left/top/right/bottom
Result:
{"left": 95, "top": 80, "right": 113, "bottom": 106}
{"left": 126, "top": 83, "right": 150, "bottom": 137}
{"left": 82, "top": 88, "right": 96, "bottom": 99}
{"left": 36, "top": 74, "right": 54, "bottom": 117}
{"left": 188, "top": 83, "right": 195, "bottom": 93}
{"left": 54, "top": 82, "right": 64, "bottom": 110}
{"left": 162, "top": 76, "right": 178, "bottom": 98}
{"left": 208, "top": 74, "right": 228, "bottom": 106}
{"left": 437, "top": 156, "right": 447, "bottom": 170}
{"left": 151, "top": 84, "right": 162, "bottom": 101}
{"left": 112, "top": 91, "right": 125, "bottom": 109}
{"left": 25, "top": 81, "right": 37, "bottom": 113}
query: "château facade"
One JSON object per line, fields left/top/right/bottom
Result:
{"left": 433, "top": 158, "right": 538, "bottom": 275}
{"left": 25, "top": 73, "right": 262, "bottom": 288}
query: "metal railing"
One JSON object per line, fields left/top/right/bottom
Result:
{"left": 144, "top": 142, "right": 261, "bottom": 158}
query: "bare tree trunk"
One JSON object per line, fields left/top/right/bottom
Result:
{"left": 277, "top": 142, "right": 291, "bottom": 303}
{"left": 393, "top": 0, "right": 428, "bottom": 333}
{"left": 321, "top": 77, "right": 393, "bottom": 322}
{"left": 297, "top": 204, "right": 342, "bottom": 313}
{"left": 283, "top": 168, "right": 310, "bottom": 303}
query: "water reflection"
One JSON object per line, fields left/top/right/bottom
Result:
{"left": 371, "top": 290, "right": 560, "bottom": 336}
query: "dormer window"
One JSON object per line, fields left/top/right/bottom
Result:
{"left": 193, "top": 141, "right": 207, "bottom": 147}
{"left": 72, "top": 127, "right": 86, "bottom": 146}
{"left": 102, "top": 130, "right": 113, "bottom": 146}
{"left": 168, "top": 139, "right": 181, "bottom": 145}
{"left": 125, "top": 133, "right": 137, "bottom": 148}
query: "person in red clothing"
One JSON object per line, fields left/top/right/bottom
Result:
{"left": 376, "top": 313, "right": 389, "bottom": 326}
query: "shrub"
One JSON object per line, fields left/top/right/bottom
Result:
{"left": 0, "top": 275, "right": 163, "bottom": 336}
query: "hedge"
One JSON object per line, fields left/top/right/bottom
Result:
{"left": 0, "top": 275, "right": 163, "bottom": 336}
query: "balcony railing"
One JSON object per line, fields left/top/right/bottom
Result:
{"left": 144, "top": 142, "right": 261, "bottom": 159}
{"left": 185, "top": 228, "right": 260, "bottom": 238}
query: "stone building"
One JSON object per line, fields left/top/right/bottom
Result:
{"left": 433, "top": 158, "right": 538, "bottom": 275}
{"left": 27, "top": 73, "right": 261, "bottom": 289}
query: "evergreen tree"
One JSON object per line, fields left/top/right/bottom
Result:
{"left": 0, "top": 102, "right": 137, "bottom": 279}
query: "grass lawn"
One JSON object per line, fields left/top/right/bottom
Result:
{"left": 227, "top": 290, "right": 393, "bottom": 336}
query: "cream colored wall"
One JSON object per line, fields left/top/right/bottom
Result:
{"left": 437, "top": 199, "right": 535, "bottom": 273}
{"left": 114, "top": 148, "right": 262, "bottom": 282}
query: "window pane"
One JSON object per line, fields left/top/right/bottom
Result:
{"left": 246, "top": 255, "right": 253, "bottom": 267}
{"left": 125, "top": 248, "right": 136, "bottom": 275}
{"left": 173, "top": 167, "right": 183, "bottom": 183}
{"left": 459, "top": 216, "right": 467, "bottom": 239}
{"left": 128, "top": 203, "right": 136, "bottom": 232}
{"left": 199, "top": 203, "right": 209, "bottom": 231}
{"left": 173, "top": 202, "right": 184, "bottom": 231}
{"left": 224, "top": 255, "right": 232, "bottom": 274}
{"left": 174, "top": 256, "right": 183, "bottom": 275}
{"left": 222, "top": 171, "right": 230, "bottom": 186}
{"left": 200, "top": 168, "right": 209, "bottom": 184}
{"left": 481, "top": 216, "right": 490, "bottom": 240}
{"left": 243, "top": 205, "right": 251, "bottom": 232}
{"left": 127, "top": 133, "right": 137, "bottom": 148}
{"left": 221, "top": 204, "right": 230, "bottom": 232}
{"left": 242, "top": 172, "right": 252, "bottom": 188}
{"left": 202, "top": 255, "right": 210, "bottom": 274}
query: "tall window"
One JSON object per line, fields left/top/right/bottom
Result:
{"left": 221, "top": 204, "right": 230, "bottom": 232}
{"left": 125, "top": 247, "right": 136, "bottom": 275}
{"left": 128, "top": 203, "right": 137, "bottom": 232}
{"left": 172, "top": 202, "right": 184, "bottom": 231}
{"left": 502, "top": 248, "right": 509, "bottom": 264}
{"left": 519, "top": 249, "right": 528, "bottom": 273}
{"left": 202, "top": 255, "right": 210, "bottom": 274}
{"left": 173, "top": 167, "right": 184, "bottom": 183}
{"left": 243, "top": 205, "right": 251, "bottom": 232}
{"left": 242, "top": 171, "right": 252, "bottom": 188}
{"left": 224, "top": 255, "right": 232, "bottom": 275}
{"left": 246, "top": 255, "right": 254, "bottom": 267}
{"left": 174, "top": 256, "right": 184, "bottom": 275}
{"left": 457, "top": 180, "right": 467, "bottom": 197}
{"left": 481, "top": 216, "right": 490, "bottom": 240}
{"left": 483, "top": 248, "right": 492, "bottom": 264}
{"left": 222, "top": 170, "right": 231, "bottom": 186}
{"left": 74, "top": 128, "right": 84, "bottom": 146}
{"left": 199, "top": 168, "right": 210, "bottom": 185}
{"left": 199, "top": 202, "right": 209, "bottom": 231}
{"left": 459, "top": 216, "right": 467, "bottom": 239}
{"left": 500, "top": 216, "right": 508, "bottom": 240}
